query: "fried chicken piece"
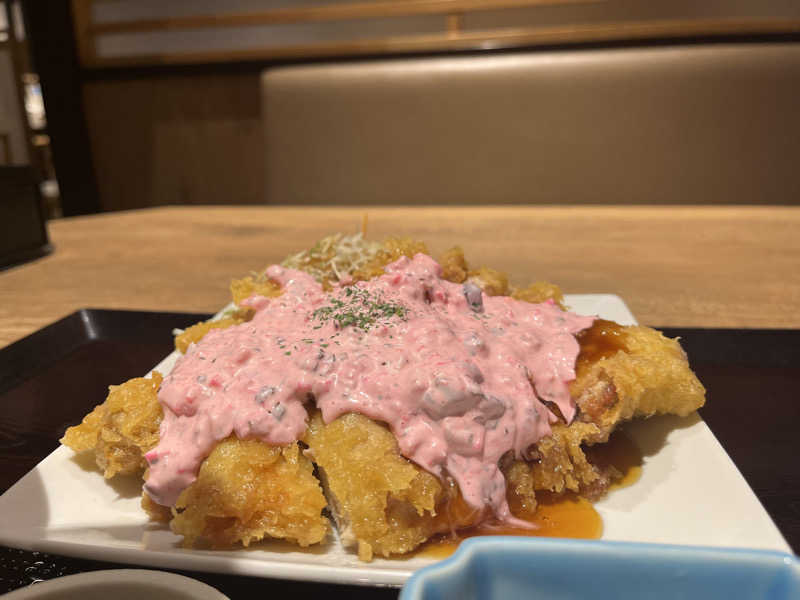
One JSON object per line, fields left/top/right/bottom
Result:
{"left": 159, "top": 437, "right": 328, "bottom": 549}
{"left": 61, "top": 235, "right": 706, "bottom": 561}
{"left": 305, "top": 412, "right": 541, "bottom": 561}
{"left": 500, "top": 320, "right": 705, "bottom": 499}
{"left": 436, "top": 244, "right": 505, "bottom": 298}
{"left": 573, "top": 320, "right": 706, "bottom": 424}
{"left": 305, "top": 412, "right": 442, "bottom": 561}
{"left": 351, "top": 238, "right": 429, "bottom": 282}
{"left": 61, "top": 373, "right": 163, "bottom": 478}
{"left": 306, "top": 318, "right": 705, "bottom": 558}
{"left": 466, "top": 267, "right": 510, "bottom": 296}
{"left": 528, "top": 421, "right": 611, "bottom": 497}
{"left": 438, "top": 246, "right": 515, "bottom": 297}
{"left": 63, "top": 372, "right": 329, "bottom": 550}
{"left": 441, "top": 246, "right": 564, "bottom": 306}
{"left": 174, "top": 276, "right": 278, "bottom": 353}
{"left": 439, "top": 247, "right": 469, "bottom": 283}
{"left": 229, "top": 276, "right": 282, "bottom": 305}
{"left": 175, "top": 314, "right": 248, "bottom": 354}
{"left": 288, "top": 240, "right": 702, "bottom": 559}
{"left": 457, "top": 318, "right": 704, "bottom": 501}
{"left": 141, "top": 489, "right": 172, "bottom": 523}
{"left": 503, "top": 458, "right": 539, "bottom": 518}
{"left": 512, "top": 281, "right": 565, "bottom": 308}
{"left": 533, "top": 320, "right": 705, "bottom": 496}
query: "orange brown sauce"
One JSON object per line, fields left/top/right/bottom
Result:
{"left": 414, "top": 429, "right": 642, "bottom": 559}
{"left": 575, "top": 319, "right": 627, "bottom": 377}
{"left": 584, "top": 428, "right": 643, "bottom": 491}
{"left": 416, "top": 493, "right": 602, "bottom": 559}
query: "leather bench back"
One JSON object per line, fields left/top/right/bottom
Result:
{"left": 262, "top": 43, "right": 800, "bottom": 204}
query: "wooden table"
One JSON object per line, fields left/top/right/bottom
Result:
{"left": 2, "top": 205, "right": 800, "bottom": 349}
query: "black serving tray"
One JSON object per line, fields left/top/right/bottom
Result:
{"left": 0, "top": 310, "right": 798, "bottom": 594}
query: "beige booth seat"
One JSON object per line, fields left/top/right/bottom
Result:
{"left": 262, "top": 43, "right": 800, "bottom": 205}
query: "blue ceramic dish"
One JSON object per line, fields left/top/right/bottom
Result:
{"left": 399, "top": 537, "right": 800, "bottom": 600}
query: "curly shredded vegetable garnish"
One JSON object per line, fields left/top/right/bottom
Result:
{"left": 279, "top": 233, "right": 382, "bottom": 284}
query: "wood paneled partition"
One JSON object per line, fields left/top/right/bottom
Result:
{"left": 83, "top": 73, "right": 264, "bottom": 211}
{"left": 24, "top": 1, "right": 800, "bottom": 212}
{"left": 71, "top": 0, "right": 800, "bottom": 69}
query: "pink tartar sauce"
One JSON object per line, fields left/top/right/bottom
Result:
{"left": 144, "top": 254, "right": 594, "bottom": 525}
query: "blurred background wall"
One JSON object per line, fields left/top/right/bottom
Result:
{"left": 7, "top": 0, "right": 800, "bottom": 215}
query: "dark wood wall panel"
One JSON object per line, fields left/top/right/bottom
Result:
{"left": 83, "top": 73, "right": 263, "bottom": 211}
{"left": 23, "top": 0, "right": 100, "bottom": 215}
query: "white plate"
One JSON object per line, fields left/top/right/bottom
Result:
{"left": 4, "top": 569, "right": 228, "bottom": 600}
{"left": 0, "top": 295, "right": 790, "bottom": 588}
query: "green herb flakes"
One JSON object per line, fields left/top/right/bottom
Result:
{"left": 311, "top": 287, "right": 409, "bottom": 333}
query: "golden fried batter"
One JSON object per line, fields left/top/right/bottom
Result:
{"left": 441, "top": 246, "right": 564, "bottom": 306}
{"left": 166, "top": 438, "right": 328, "bottom": 548}
{"left": 175, "top": 315, "right": 246, "bottom": 354}
{"left": 301, "top": 252, "right": 705, "bottom": 559}
{"left": 305, "top": 413, "right": 544, "bottom": 561}
{"left": 230, "top": 276, "right": 282, "bottom": 306}
{"left": 63, "top": 373, "right": 328, "bottom": 550}
{"left": 61, "top": 373, "right": 163, "bottom": 478}
{"left": 303, "top": 318, "right": 705, "bottom": 560}
{"left": 174, "top": 277, "right": 278, "bottom": 353}
{"left": 519, "top": 321, "right": 707, "bottom": 499}
{"left": 512, "top": 281, "right": 565, "bottom": 307}
{"left": 465, "top": 266, "right": 510, "bottom": 296}
{"left": 351, "top": 237, "right": 429, "bottom": 282}
{"left": 305, "top": 412, "right": 442, "bottom": 561}
{"left": 439, "top": 246, "right": 469, "bottom": 283}
{"left": 574, "top": 322, "right": 706, "bottom": 425}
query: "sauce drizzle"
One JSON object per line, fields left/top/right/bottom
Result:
{"left": 575, "top": 319, "right": 627, "bottom": 376}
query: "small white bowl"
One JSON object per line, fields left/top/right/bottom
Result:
{"left": 4, "top": 569, "right": 229, "bottom": 600}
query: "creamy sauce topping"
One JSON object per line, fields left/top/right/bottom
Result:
{"left": 145, "top": 254, "right": 594, "bottom": 524}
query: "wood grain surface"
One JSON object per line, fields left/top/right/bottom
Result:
{"left": 2, "top": 205, "right": 799, "bottom": 349}
{"left": 76, "top": 15, "right": 800, "bottom": 69}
